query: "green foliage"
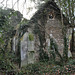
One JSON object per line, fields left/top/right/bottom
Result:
{"left": 21, "top": 62, "right": 50, "bottom": 75}
{"left": 18, "top": 71, "right": 24, "bottom": 75}
{"left": 26, "top": 64, "right": 40, "bottom": 72}
{"left": 0, "top": 48, "right": 21, "bottom": 75}
{"left": 0, "top": 8, "right": 23, "bottom": 68}
{"left": 29, "top": 33, "right": 34, "bottom": 41}
{"left": 49, "top": 50, "right": 55, "bottom": 63}
{"left": 17, "top": 39, "right": 21, "bottom": 68}
{"left": 0, "top": 8, "right": 23, "bottom": 40}
{"left": 0, "top": 49, "right": 17, "bottom": 71}
{"left": 0, "top": 37, "right": 4, "bottom": 44}
{"left": 39, "top": 48, "right": 49, "bottom": 62}
{"left": 67, "top": 59, "right": 75, "bottom": 65}
{"left": 0, "top": 47, "right": 74, "bottom": 75}
{"left": 50, "top": 38, "right": 63, "bottom": 62}
{"left": 19, "top": 61, "right": 75, "bottom": 75}
{"left": 63, "top": 36, "right": 68, "bottom": 62}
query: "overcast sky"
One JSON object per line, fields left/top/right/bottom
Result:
{"left": 0, "top": 0, "right": 38, "bottom": 19}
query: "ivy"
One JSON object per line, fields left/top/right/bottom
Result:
{"left": 50, "top": 38, "right": 63, "bottom": 63}
{"left": 63, "top": 36, "right": 68, "bottom": 62}
{"left": 39, "top": 47, "right": 49, "bottom": 62}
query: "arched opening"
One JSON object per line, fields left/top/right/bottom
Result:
{"left": 48, "top": 10, "right": 55, "bottom": 20}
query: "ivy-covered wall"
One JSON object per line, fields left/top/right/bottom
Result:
{"left": 45, "top": 19, "right": 64, "bottom": 56}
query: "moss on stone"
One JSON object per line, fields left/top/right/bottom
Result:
{"left": 29, "top": 33, "right": 34, "bottom": 41}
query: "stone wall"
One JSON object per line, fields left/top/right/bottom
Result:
{"left": 45, "top": 19, "right": 64, "bottom": 56}
{"left": 34, "top": 34, "right": 40, "bottom": 62}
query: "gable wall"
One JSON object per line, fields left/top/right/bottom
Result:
{"left": 45, "top": 19, "right": 64, "bottom": 56}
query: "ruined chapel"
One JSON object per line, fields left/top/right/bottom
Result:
{"left": 12, "top": 1, "right": 73, "bottom": 67}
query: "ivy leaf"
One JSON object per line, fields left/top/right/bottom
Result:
{"left": 0, "top": 37, "right": 4, "bottom": 44}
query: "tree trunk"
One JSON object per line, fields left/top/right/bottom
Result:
{"left": 70, "top": 28, "right": 74, "bottom": 52}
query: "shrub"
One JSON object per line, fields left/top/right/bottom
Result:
{"left": 39, "top": 49, "right": 49, "bottom": 62}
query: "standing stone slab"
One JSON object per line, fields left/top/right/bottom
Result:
{"left": 13, "top": 36, "right": 18, "bottom": 52}
{"left": 20, "top": 32, "right": 28, "bottom": 67}
{"left": 13, "top": 37, "right": 16, "bottom": 52}
{"left": 67, "top": 28, "right": 72, "bottom": 58}
{"left": 28, "top": 33, "right": 35, "bottom": 64}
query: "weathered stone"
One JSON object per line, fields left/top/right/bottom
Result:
{"left": 20, "top": 32, "right": 28, "bottom": 67}
{"left": 46, "top": 19, "right": 64, "bottom": 56}
{"left": 13, "top": 37, "right": 16, "bottom": 51}
{"left": 28, "top": 51, "right": 35, "bottom": 64}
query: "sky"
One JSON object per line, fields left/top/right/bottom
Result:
{"left": 0, "top": 0, "right": 38, "bottom": 19}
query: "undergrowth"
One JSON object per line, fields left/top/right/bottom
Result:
{"left": 0, "top": 48, "right": 75, "bottom": 75}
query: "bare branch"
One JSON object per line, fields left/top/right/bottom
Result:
{"left": 22, "top": 0, "right": 26, "bottom": 14}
